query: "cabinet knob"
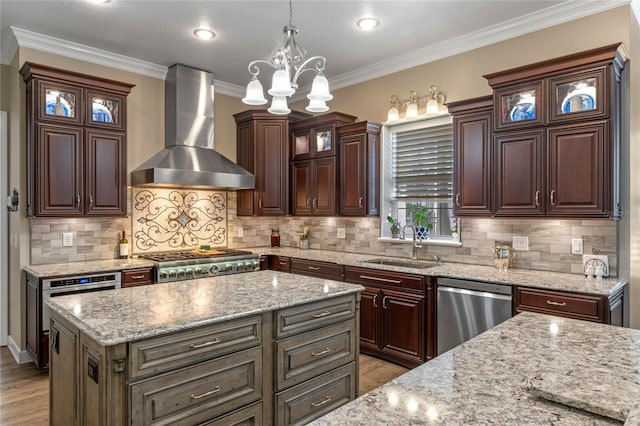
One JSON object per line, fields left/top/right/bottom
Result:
{"left": 550, "top": 190, "right": 556, "bottom": 206}
{"left": 455, "top": 193, "right": 461, "bottom": 207}
{"left": 535, "top": 190, "right": 540, "bottom": 206}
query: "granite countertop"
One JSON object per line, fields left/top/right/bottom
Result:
{"left": 250, "top": 247, "right": 627, "bottom": 296}
{"left": 311, "top": 311, "right": 640, "bottom": 425}
{"left": 23, "top": 258, "right": 155, "bottom": 278}
{"left": 46, "top": 270, "right": 363, "bottom": 346}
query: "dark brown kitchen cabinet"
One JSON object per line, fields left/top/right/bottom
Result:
{"left": 448, "top": 96, "right": 493, "bottom": 216}
{"left": 485, "top": 43, "right": 627, "bottom": 219}
{"left": 344, "top": 266, "right": 431, "bottom": 369}
{"left": 291, "top": 157, "right": 336, "bottom": 215}
{"left": 234, "top": 110, "right": 310, "bottom": 216}
{"left": 514, "top": 285, "right": 625, "bottom": 326}
{"left": 289, "top": 112, "right": 357, "bottom": 216}
{"left": 547, "top": 122, "right": 608, "bottom": 217}
{"left": 289, "top": 258, "right": 343, "bottom": 280}
{"left": 494, "top": 130, "right": 544, "bottom": 216}
{"left": 20, "top": 63, "right": 133, "bottom": 217}
{"left": 337, "top": 121, "right": 381, "bottom": 217}
{"left": 26, "top": 274, "right": 48, "bottom": 369}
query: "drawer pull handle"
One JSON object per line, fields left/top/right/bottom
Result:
{"left": 75, "top": 194, "right": 81, "bottom": 207}
{"left": 311, "top": 347, "right": 332, "bottom": 357}
{"left": 359, "top": 197, "right": 364, "bottom": 208}
{"left": 311, "top": 396, "right": 332, "bottom": 407}
{"left": 190, "top": 338, "right": 221, "bottom": 349}
{"left": 535, "top": 190, "right": 540, "bottom": 206}
{"left": 279, "top": 261, "right": 288, "bottom": 265}
{"left": 372, "top": 294, "right": 378, "bottom": 308}
{"left": 130, "top": 274, "right": 145, "bottom": 280}
{"left": 312, "top": 311, "right": 332, "bottom": 318}
{"left": 546, "top": 300, "right": 567, "bottom": 307}
{"left": 359, "top": 275, "right": 402, "bottom": 285}
{"left": 190, "top": 386, "right": 220, "bottom": 400}
{"left": 382, "top": 296, "right": 388, "bottom": 309}
{"left": 550, "top": 190, "right": 556, "bottom": 206}
{"left": 308, "top": 266, "right": 320, "bottom": 270}
{"left": 455, "top": 193, "right": 461, "bottom": 207}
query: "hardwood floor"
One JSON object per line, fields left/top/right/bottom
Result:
{"left": 0, "top": 347, "right": 407, "bottom": 425}
{"left": 0, "top": 347, "right": 49, "bottom": 426}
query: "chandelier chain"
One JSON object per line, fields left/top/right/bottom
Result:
{"left": 289, "top": 0, "right": 293, "bottom": 26}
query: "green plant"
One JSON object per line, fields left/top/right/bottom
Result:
{"left": 299, "top": 228, "right": 310, "bottom": 240}
{"left": 386, "top": 214, "right": 400, "bottom": 234}
{"left": 408, "top": 205, "right": 433, "bottom": 230}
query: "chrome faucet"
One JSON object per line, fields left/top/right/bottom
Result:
{"left": 401, "top": 222, "right": 422, "bottom": 261}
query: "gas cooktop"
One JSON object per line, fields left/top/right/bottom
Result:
{"left": 138, "top": 249, "right": 260, "bottom": 283}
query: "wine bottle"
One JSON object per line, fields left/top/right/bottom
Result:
{"left": 119, "top": 230, "right": 129, "bottom": 259}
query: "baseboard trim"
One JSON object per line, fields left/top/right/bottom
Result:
{"left": 7, "top": 335, "right": 33, "bottom": 364}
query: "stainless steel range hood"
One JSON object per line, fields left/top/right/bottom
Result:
{"left": 131, "top": 64, "right": 254, "bottom": 189}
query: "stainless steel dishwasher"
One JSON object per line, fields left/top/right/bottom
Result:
{"left": 437, "top": 277, "right": 513, "bottom": 356}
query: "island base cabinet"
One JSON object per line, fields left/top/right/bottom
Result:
{"left": 129, "top": 347, "right": 263, "bottom": 426}
{"left": 201, "top": 402, "right": 263, "bottom": 426}
{"left": 275, "top": 362, "right": 356, "bottom": 426}
{"left": 49, "top": 319, "right": 77, "bottom": 426}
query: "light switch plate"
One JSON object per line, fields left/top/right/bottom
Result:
{"left": 512, "top": 236, "right": 529, "bottom": 251}
{"left": 337, "top": 228, "right": 346, "bottom": 239}
{"left": 62, "top": 232, "right": 73, "bottom": 247}
{"left": 237, "top": 226, "right": 243, "bottom": 238}
{"left": 571, "top": 238, "right": 584, "bottom": 255}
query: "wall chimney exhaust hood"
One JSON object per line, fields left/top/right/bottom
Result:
{"left": 131, "top": 64, "right": 254, "bottom": 189}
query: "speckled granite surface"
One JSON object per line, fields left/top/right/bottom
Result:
{"left": 24, "top": 258, "right": 155, "bottom": 278}
{"left": 250, "top": 247, "right": 627, "bottom": 296}
{"left": 47, "top": 270, "right": 362, "bottom": 346}
{"left": 311, "top": 312, "right": 640, "bottom": 425}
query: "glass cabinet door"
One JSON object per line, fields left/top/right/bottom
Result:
{"left": 312, "top": 126, "right": 336, "bottom": 157}
{"left": 86, "top": 90, "right": 126, "bottom": 130}
{"left": 493, "top": 82, "right": 543, "bottom": 131}
{"left": 37, "top": 81, "right": 83, "bottom": 125}
{"left": 548, "top": 68, "right": 606, "bottom": 123}
{"left": 291, "top": 130, "right": 311, "bottom": 160}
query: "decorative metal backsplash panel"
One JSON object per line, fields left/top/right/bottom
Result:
{"left": 132, "top": 188, "right": 227, "bottom": 252}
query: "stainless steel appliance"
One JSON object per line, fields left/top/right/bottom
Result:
{"left": 437, "top": 277, "right": 512, "bottom": 356}
{"left": 138, "top": 249, "right": 260, "bottom": 283}
{"left": 42, "top": 272, "right": 122, "bottom": 331}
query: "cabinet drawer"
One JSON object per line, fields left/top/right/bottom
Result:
{"left": 276, "top": 321, "right": 356, "bottom": 391}
{"left": 275, "top": 362, "right": 356, "bottom": 426}
{"left": 130, "top": 347, "right": 262, "bottom": 426}
{"left": 344, "top": 266, "right": 425, "bottom": 294}
{"left": 515, "top": 287, "right": 604, "bottom": 322}
{"left": 122, "top": 268, "right": 153, "bottom": 287}
{"left": 276, "top": 295, "right": 356, "bottom": 339}
{"left": 271, "top": 256, "right": 291, "bottom": 272}
{"left": 290, "top": 258, "right": 343, "bottom": 280}
{"left": 129, "top": 315, "right": 262, "bottom": 379}
{"left": 201, "top": 402, "right": 262, "bottom": 426}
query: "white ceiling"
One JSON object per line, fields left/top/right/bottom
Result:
{"left": 0, "top": 1, "right": 628, "bottom": 97}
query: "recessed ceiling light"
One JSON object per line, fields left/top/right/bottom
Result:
{"left": 86, "top": 0, "right": 111, "bottom": 4}
{"left": 193, "top": 28, "right": 216, "bottom": 40}
{"left": 356, "top": 18, "right": 380, "bottom": 31}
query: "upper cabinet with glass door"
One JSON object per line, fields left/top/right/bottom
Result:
{"left": 37, "top": 81, "right": 83, "bottom": 125}
{"left": 547, "top": 68, "right": 607, "bottom": 124}
{"left": 493, "top": 82, "right": 544, "bottom": 131}
{"left": 86, "top": 90, "right": 126, "bottom": 131}
{"left": 289, "top": 112, "right": 357, "bottom": 161}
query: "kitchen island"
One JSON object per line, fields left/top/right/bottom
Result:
{"left": 46, "top": 270, "right": 363, "bottom": 425}
{"left": 311, "top": 311, "right": 640, "bottom": 425}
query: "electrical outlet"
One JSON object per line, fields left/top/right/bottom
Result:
{"left": 237, "top": 226, "right": 243, "bottom": 238}
{"left": 337, "top": 228, "right": 346, "bottom": 239}
{"left": 62, "top": 232, "right": 73, "bottom": 247}
{"left": 571, "top": 238, "right": 584, "bottom": 255}
{"left": 512, "top": 236, "right": 529, "bottom": 251}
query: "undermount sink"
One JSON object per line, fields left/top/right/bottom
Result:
{"left": 362, "top": 258, "right": 439, "bottom": 269}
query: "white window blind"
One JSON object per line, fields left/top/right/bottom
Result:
{"left": 391, "top": 117, "right": 453, "bottom": 199}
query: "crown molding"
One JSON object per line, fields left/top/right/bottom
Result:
{"left": 329, "top": 0, "right": 630, "bottom": 91}
{"left": 632, "top": 0, "right": 640, "bottom": 21}
{"left": 0, "top": 28, "right": 19, "bottom": 65}
{"left": 213, "top": 79, "right": 245, "bottom": 98}
{"left": 10, "top": 27, "right": 167, "bottom": 79}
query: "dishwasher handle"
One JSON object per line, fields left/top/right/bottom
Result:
{"left": 437, "top": 285, "right": 513, "bottom": 302}
{"left": 437, "top": 277, "right": 512, "bottom": 296}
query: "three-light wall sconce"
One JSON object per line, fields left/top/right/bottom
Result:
{"left": 387, "top": 86, "right": 447, "bottom": 121}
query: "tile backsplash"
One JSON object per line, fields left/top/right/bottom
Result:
{"left": 30, "top": 191, "right": 618, "bottom": 277}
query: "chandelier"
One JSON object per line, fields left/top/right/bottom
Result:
{"left": 241, "top": 0, "right": 332, "bottom": 115}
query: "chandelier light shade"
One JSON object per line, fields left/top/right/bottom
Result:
{"left": 426, "top": 85, "right": 446, "bottom": 114}
{"left": 242, "top": 0, "right": 332, "bottom": 114}
{"left": 405, "top": 90, "right": 419, "bottom": 118}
